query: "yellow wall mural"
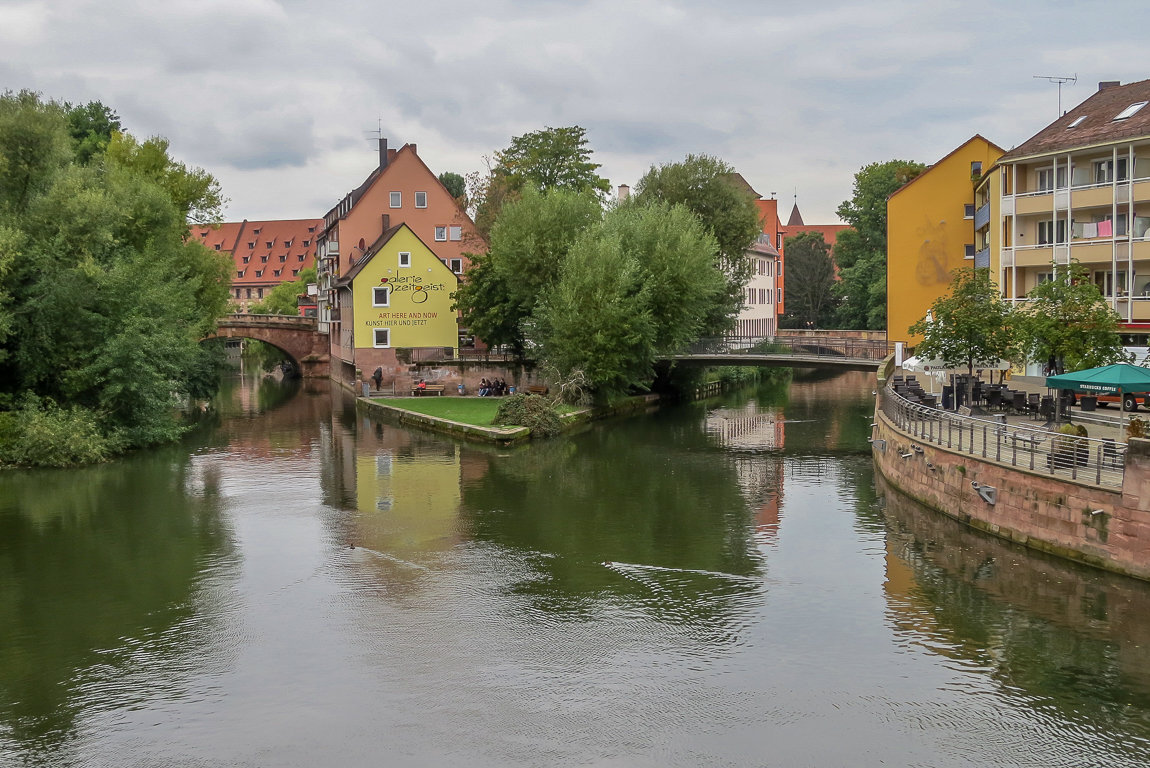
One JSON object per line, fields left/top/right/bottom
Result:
{"left": 352, "top": 225, "right": 460, "bottom": 350}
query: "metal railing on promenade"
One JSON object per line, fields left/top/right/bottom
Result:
{"left": 680, "top": 336, "right": 894, "bottom": 362}
{"left": 879, "top": 386, "right": 1127, "bottom": 489}
{"left": 406, "top": 346, "right": 519, "bottom": 364}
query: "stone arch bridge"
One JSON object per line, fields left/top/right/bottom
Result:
{"left": 205, "top": 314, "right": 330, "bottom": 378}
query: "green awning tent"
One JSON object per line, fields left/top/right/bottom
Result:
{"left": 1045, "top": 363, "right": 1150, "bottom": 414}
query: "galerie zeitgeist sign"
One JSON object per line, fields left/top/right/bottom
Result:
{"left": 352, "top": 227, "right": 459, "bottom": 350}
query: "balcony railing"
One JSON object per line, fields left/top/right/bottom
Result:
{"left": 878, "top": 385, "right": 1127, "bottom": 489}
{"left": 974, "top": 202, "right": 991, "bottom": 230}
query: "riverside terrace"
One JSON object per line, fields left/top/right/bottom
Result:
{"left": 879, "top": 372, "right": 1136, "bottom": 489}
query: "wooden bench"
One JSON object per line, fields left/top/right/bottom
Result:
{"left": 525, "top": 385, "right": 549, "bottom": 396}
{"left": 411, "top": 383, "right": 446, "bottom": 396}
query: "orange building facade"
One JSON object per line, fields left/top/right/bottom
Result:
{"left": 315, "top": 139, "right": 484, "bottom": 382}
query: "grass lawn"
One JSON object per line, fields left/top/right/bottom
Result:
{"left": 373, "top": 396, "right": 504, "bottom": 426}
{"left": 373, "top": 396, "right": 579, "bottom": 428}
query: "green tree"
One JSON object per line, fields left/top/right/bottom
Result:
{"left": 438, "top": 171, "right": 466, "bottom": 201}
{"left": 1015, "top": 261, "right": 1129, "bottom": 374}
{"left": 104, "top": 132, "right": 225, "bottom": 225}
{"left": 538, "top": 202, "right": 725, "bottom": 398}
{"left": 834, "top": 159, "right": 926, "bottom": 329}
{"left": 0, "top": 92, "right": 232, "bottom": 464}
{"left": 778, "top": 231, "right": 836, "bottom": 329}
{"left": 454, "top": 188, "right": 601, "bottom": 358}
{"left": 908, "top": 267, "right": 1014, "bottom": 403}
{"left": 64, "top": 100, "right": 121, "bottom": 164}
{"left": 632, "top": 155, "right": 762, "bottom": 334}
{"left": 471, "top": 126, "right": 609, "bottom": 237}
{"left": 250, "top": 267, "right": 317, "bottom": 315}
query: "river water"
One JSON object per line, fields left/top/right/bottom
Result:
{"left": 3, "top": 369, "right": 1150, "bottom": 767}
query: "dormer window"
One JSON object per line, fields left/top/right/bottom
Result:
{"left": 252, "top": 228, "right": 261, "bottom": 235}
{"left": 214, "top": 244, "right": 221, "bottom": 250}
{"left": 242, "top": 256, "right": 250, "bottom": 263}
{"left": 1114, "top": 102, "right": 1147, "bottom": 121}
{"left": 261, "top": 255, "right": 269, "bottom": 262}
{"left": 1067, "top": 115, "right": 1088, "bottom": 128}
{"left": 237, "top": 270, "right": 244, "bottom": 278}
{"left": 265, "top": 240, "right": 273, "bottom": 248}
{"left": 248, "top": 242, "right": 255, "bottom": 249}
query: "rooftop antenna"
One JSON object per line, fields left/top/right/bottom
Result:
{"left": 1033, "top": 74, "right": 1077, "bottom": 116}
{"left": 364, "top": 118, "right": 383, "bottom": 149}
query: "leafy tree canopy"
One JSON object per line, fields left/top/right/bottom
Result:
{"left": 65, "top": 100, "right": 121, "bottom": 164}
{"left": 250, "top": 267, "right": 317, "bottom": 315}
{"left": 495, "top": 125, "right": 610, "bottom": 196}
{"left": 778, "top": 231, "right": 836, "bottom": 329}
{"left": 470, "top": 126, "right": 609, "bottom": 237}
{"left": 438, "top": 171, "right": 466, "bottom": 201}
{"left": 1015, "top": 261, "right": 1129, "bottom": 373}
{"left": 833, "top": 159, "right": 925, "bottom": 329}
{"left": 632, "top": 154, "right": 762, "bottom": 333}
{"left": 0, "top": 91, "right": 231, "bottom": 464}
{"left": 908, "top": 267, "right": 1014, "bottom": 376}
{"left": 538, "top": 201, "right": 724, "bottom": 398}
{"left": 454, "top": 187, "right": 602, "bottom": 358}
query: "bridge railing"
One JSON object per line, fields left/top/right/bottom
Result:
{"left": 680, "top": 335, "right": 894, "bottom": 361}
{"left": 219, "top": 313, "right": 318, "bottom": 328}
{"left": 879, "top": 384, "right": 1127, "bottom": 489}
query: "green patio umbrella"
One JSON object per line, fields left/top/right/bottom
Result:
{"left": 1046, "top": 363, "right": 1150, "bottom": 418}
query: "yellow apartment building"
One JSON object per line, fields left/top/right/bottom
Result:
{"left": 887, "top": 136, "right": 1005, "bottom": 345}
{"left": 994, "top": 79, "right": 1150, "bottom": 347}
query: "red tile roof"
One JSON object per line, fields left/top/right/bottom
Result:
{"left": 1002, "top": 79, "right": 1150, "bottom": 160}
{"left": 190, "top": 218, "right": 322, "bottom": 291}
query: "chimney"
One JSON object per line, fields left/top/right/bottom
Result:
{"left": 1099, "top": 81, "right": 1121, "bottom": 91}
{"left": 408, "top": 143, "right": 417, "bottom": 156}
{"left": 617, "top": 184, "right": 630, "bottom": 201}
{"left": 379, "top": 138, "right": 388, "bottom": 169}
{"left": 381, "top": 214, "right": 390, "bottom": 231}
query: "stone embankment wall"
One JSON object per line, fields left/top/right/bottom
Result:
{"left": 873, "top": 407, "right": 1150, "bottom": 581}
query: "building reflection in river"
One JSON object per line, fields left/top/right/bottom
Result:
{"left": 876, "top": 473, "right": 1150, "bottom": 756}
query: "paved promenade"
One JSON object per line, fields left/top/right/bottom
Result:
{"left": 900, "top": 371, "right": 1138, "bottom": 444}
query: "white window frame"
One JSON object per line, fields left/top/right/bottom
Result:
{"left": 434, "top": 226, "right": 447, "bottom": 241}
{"left": 373, "top": 328, "right": 391, "bottom": 348}
{"left": 389, "top": 191, "right": 402, "bottom": 208}
{"left": 372, "top": 286, "right": 390, "bottom": 307}
{"left": 1114, "top": 101, "right": 1147, "bottom": 121}
{"left": 449, "top": 258, "right": 462, "bottom": 274}
{"left": 415, "top": 191, "right": 428, "bottom": 208}
{"left": 449, "top": 225, "right": 462, "bottom": 241}
{"left": 398, "top": 251, "right": 411, "bottom": 268}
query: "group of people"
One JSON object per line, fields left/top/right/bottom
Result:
{"left": 478, "top": 378, "right": 508, "bottom": 397}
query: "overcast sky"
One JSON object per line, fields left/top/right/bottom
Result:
{"left": 3, "top": 0, "right": 1147, "bottom": 224}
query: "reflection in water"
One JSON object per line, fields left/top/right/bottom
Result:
{"left": 877, "top": 474, "right": 1150, "bottom": 761}
{"left": 0, "top": 448, "right": 232, "bottom": 762}
{"left": 5, "top": 369, "right": 1150, "bottom": 765}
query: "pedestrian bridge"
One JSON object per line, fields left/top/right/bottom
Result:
{"left": 204, "top": 314, "right": 330, "bottom": 378}
{"left": 668, "top": 336, "right": 891, "bottom": 371}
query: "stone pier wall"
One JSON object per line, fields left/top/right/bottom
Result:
{"left": 873, "top": 409, "right": 1150, "bottom": 581}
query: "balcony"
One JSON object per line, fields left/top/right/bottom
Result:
{"left": 974, "top": 246, "right": 990, "bottom": 268}
{"left": 1015, "top": 192, "right": 1054, "bottom": 215}
{"left": 1071, "top": 184, "right": 1113, "bottom": 209}
{"left": 974, "top": 202, "right": 991, "bottom": 230}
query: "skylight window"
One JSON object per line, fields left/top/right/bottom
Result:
{"left": 1114, "top": 101, "right": 1147, "bottom": 121}
{"left": 1067, "top": 115, "right": 1088, "bottom": 128}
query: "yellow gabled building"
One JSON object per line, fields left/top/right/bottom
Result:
{"left": 887, "top": 135, "right": 1005, "bottom": 346}
{"left": 336, "top": 223, "right": 460, "bottom": 362}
